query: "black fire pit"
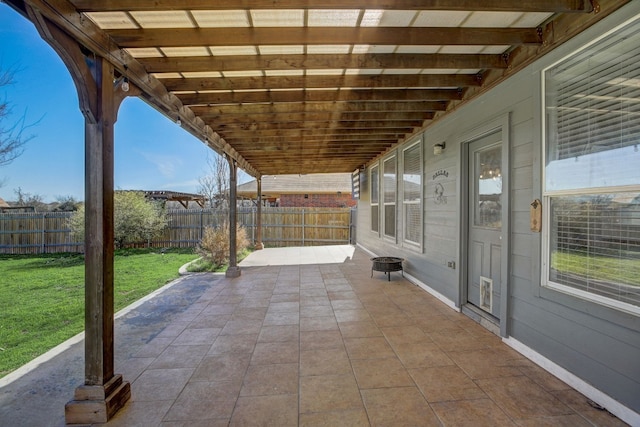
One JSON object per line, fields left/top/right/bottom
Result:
{"left": 371, "top": 257, "right": 404, "bottom": 281}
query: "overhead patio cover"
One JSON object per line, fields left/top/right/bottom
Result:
{"left": 6, "top": 0, "right": 629, "bottom": 178}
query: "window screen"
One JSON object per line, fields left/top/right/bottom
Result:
{"left": 383, "top": 156, "right": 396, "bottom": 239}
{"left": 370, "top": 164, "right": 379, "bottom": 233}
{"left": 403, "top": 142, "right": 422, "bottom": 245}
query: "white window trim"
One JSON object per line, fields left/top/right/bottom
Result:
{"left": 540, "top": 14, "right": 640, "bottom": 316}
{"left": 370, "top": 163, "right": 380, "bottom": 235}
{"left": 402, "top": 139, "right": 423, "bottom": 251}
{"left": 383, "top": 154, "right": 397, "bottom": 242}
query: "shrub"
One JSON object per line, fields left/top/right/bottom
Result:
{"left": 69, "top": 191, "right": 169, "bottom": 249}
{"left": 197, "top": 222, "right": 249, "bottom": 268}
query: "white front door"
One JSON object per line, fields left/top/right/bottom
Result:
{"left": 467, "top": 131, "right": 503, "bottom": 319}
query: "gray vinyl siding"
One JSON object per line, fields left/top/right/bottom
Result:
{"left": 356, "top": 1, "right": 640, "bottom": 414}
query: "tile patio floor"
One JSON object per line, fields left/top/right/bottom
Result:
{"left": 1, "top": 246, "right": 629, "bottom": 426}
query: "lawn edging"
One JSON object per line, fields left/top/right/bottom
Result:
{"left": 178, "top": 257, "right": 203, "bottom": 275}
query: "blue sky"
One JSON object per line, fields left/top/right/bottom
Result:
{"left": 0, "top": 4, "right": 247, "bottom": 203}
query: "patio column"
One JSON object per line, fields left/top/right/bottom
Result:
{"left": 28, "top": 13, "right": 132, "bottom": 422}
{"left": 67, "top": 56, "right": 132, "bottom": 424}
{"left": 255, "top": 177, "right": 264, "bottom": 250}
{"left": 226, "top": 156, "right": 241, "bottom": 278}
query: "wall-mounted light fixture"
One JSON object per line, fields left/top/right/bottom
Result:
{"left": 176, "top": 117, "right": 182, "bottom": 126}
{"left": 121, "top": 77, "right": 129, "bottom": 92}
{"left": 433, "top": 142, "right": 446, "bottom": 155}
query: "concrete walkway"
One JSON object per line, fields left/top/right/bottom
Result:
{"left": 0, "top": 246, "right": 628, "bottom": 426}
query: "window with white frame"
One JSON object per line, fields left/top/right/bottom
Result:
{"left": 383, "top": 155, "right": 397, "bottom": 239}
{"left": 543, "top": 16, "right": 640, "bottom": 314}
{"left": 370, "top": 164, "right": 379, "bottom": 233}
{"left": 403, "top": 141, "right": 422, "bottom": 247}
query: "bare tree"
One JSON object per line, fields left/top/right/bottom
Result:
{"left": 13, "top": 186, "right": 46, "bottom": 211}
{"left": 54, "top": 194, "right": 80, "bottom": 211}
{"left": 0, "top": 66, "right": 32, "bottom": 168}
{"left": 198, "top": 154, "right": 229, "bottom": 209}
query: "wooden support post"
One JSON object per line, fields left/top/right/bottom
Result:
{"left": 255, "top": 177, "right": 264, "bottom": 250}
{"left": 26, "top": 11, "right": 132, "bottom": 423}
{"left": 64, "top": 55, "right": 131, "bottom": 426}
{"left": 226, "top": 156, "right": 241, "bottom": 278}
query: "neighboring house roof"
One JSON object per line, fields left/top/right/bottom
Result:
{"left": 0, "top": 197, "right": 9, "bottom": 208}
{"left": 237, "top": 173, "right": 353, "bottom": 198}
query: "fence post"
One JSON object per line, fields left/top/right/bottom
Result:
{"left": 251, "top": 207, "right": 255, "bottom": 243}
{"left": 41, "top": 213, "right": 46, "bottom": 253}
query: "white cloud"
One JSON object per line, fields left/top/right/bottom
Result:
{"left": 138, "top": 151, "right": 184, "bottom": 178}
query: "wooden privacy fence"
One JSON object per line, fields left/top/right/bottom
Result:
{"left": 0, "top": 207, "right": 355, "bottom": 254}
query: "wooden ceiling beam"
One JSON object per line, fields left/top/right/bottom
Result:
{"left": 72, "top": 0, "right": 592, "bottom": 13}
{"left": 202, "top": 111, "right": 433, "bottom": 124}
{"left": 234, "top": 143, "right": 396, "bottom": 150}
{"left": 244, "top": 159, "right": 369, "bottom": 168}
{"left": 164, "top": 74, "right": 479, "bottom": 92}
{"left": 224, "top": 128, "right": 407, "bottom": 138}
{"left": 227, "top": 130, "right": 406, "bottom": 139}
{"left": 235, "top": 147, "right": 395, "bottom": 155}
{"left": 242, "top": 155, "right": 385, "bottom": 163}
{"left": 225, "top": 134, "right": 405, "bottom": 143}
{"left": 218, "top": 120, "right": 423, "bottom": 132}
{"left": 222, "top": 129, "right": 412, "bottom": 139}
{"left": 242, "top": 154, "right": 385, "bottom": 162}
{"left": 193, "top": 101, "right": 446, "bottom": 116}
{"left": 110, "top": 27, "right": 541, "bottom": 48}
{"left": 241, "top": 144, "right": 393, "bottom": 152}
{"left": 177, "top": 89, "right": 462, "bottom": 106}
{"left": 142, "top": 53, "right": 506, "bottom": 74}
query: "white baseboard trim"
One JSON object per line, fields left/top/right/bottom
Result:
{"left": 404, "top": 271, "right": 460, "bottom": 312}
{"left": 355, "top": 243, "right": 376, "bottom": 257}
{"left": 503, "top": 337, "right": 640, "bottom": 426}
{"left": 356, "top": 244, "right": 459, "bottom": 312}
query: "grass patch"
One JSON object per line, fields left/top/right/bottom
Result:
{"left": 552, "top": 252, "right": 640, "bottom": 287}
{"left": 0, "top": 248, "right": 198, "bottom": 378}
{"left": 186, "top": 248, "right": 253, "bottom": 273}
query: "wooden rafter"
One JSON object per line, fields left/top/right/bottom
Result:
{"left": 177, "top": 89, "right": 462, "bottom": 106}
{"left": 109, "top": 27, "right": 541, "bottom": 48}
{"left": 200, "top": 112, "right": 435, "bottom": 124}
{"left": 219, "top": 119, "right": 425, "bottom": 130}
{"left": 141, "top": 53, "right": 507, "bottom": 74}
{"left": 71, "top": 0, "right": 592, "bottom": 13}
{"left": 163, "top": 74, "right": 480, "bottom": 92}
{"left": 191, "top": 101, "right": 446, "bottom": 116}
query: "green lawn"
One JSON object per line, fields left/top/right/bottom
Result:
{"left": 0, "top": 248, "right": 198, "bottom": 378}
{"left": 552, "top": 251, "right": 640, "bottom": 287}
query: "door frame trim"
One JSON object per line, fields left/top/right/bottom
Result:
{"left": 458, "top": 113, "right": 511, "bottom": 337}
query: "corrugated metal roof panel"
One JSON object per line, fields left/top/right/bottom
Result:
{"left": 250, "top": 10, "right": 304, "bottom": 27}
{"left": 85, "top": 12, "right": 136, "bottom": 29}
{"left": 192, "top": 10, "right": 250, "bottom": 27}
{"left": 258, "top": 45, "right": 305, "bottom": 55}
{"left": 130, "top": 11, "right": 194, "bottom": 29}
{"left": 413, "top": 11, "right": 470, "bottom": 27}
{"left": 308, "top": 9, "right": 361, "bottom": 27}
{"left": 160, "top": 47, "right": 209, "bottom": 57}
